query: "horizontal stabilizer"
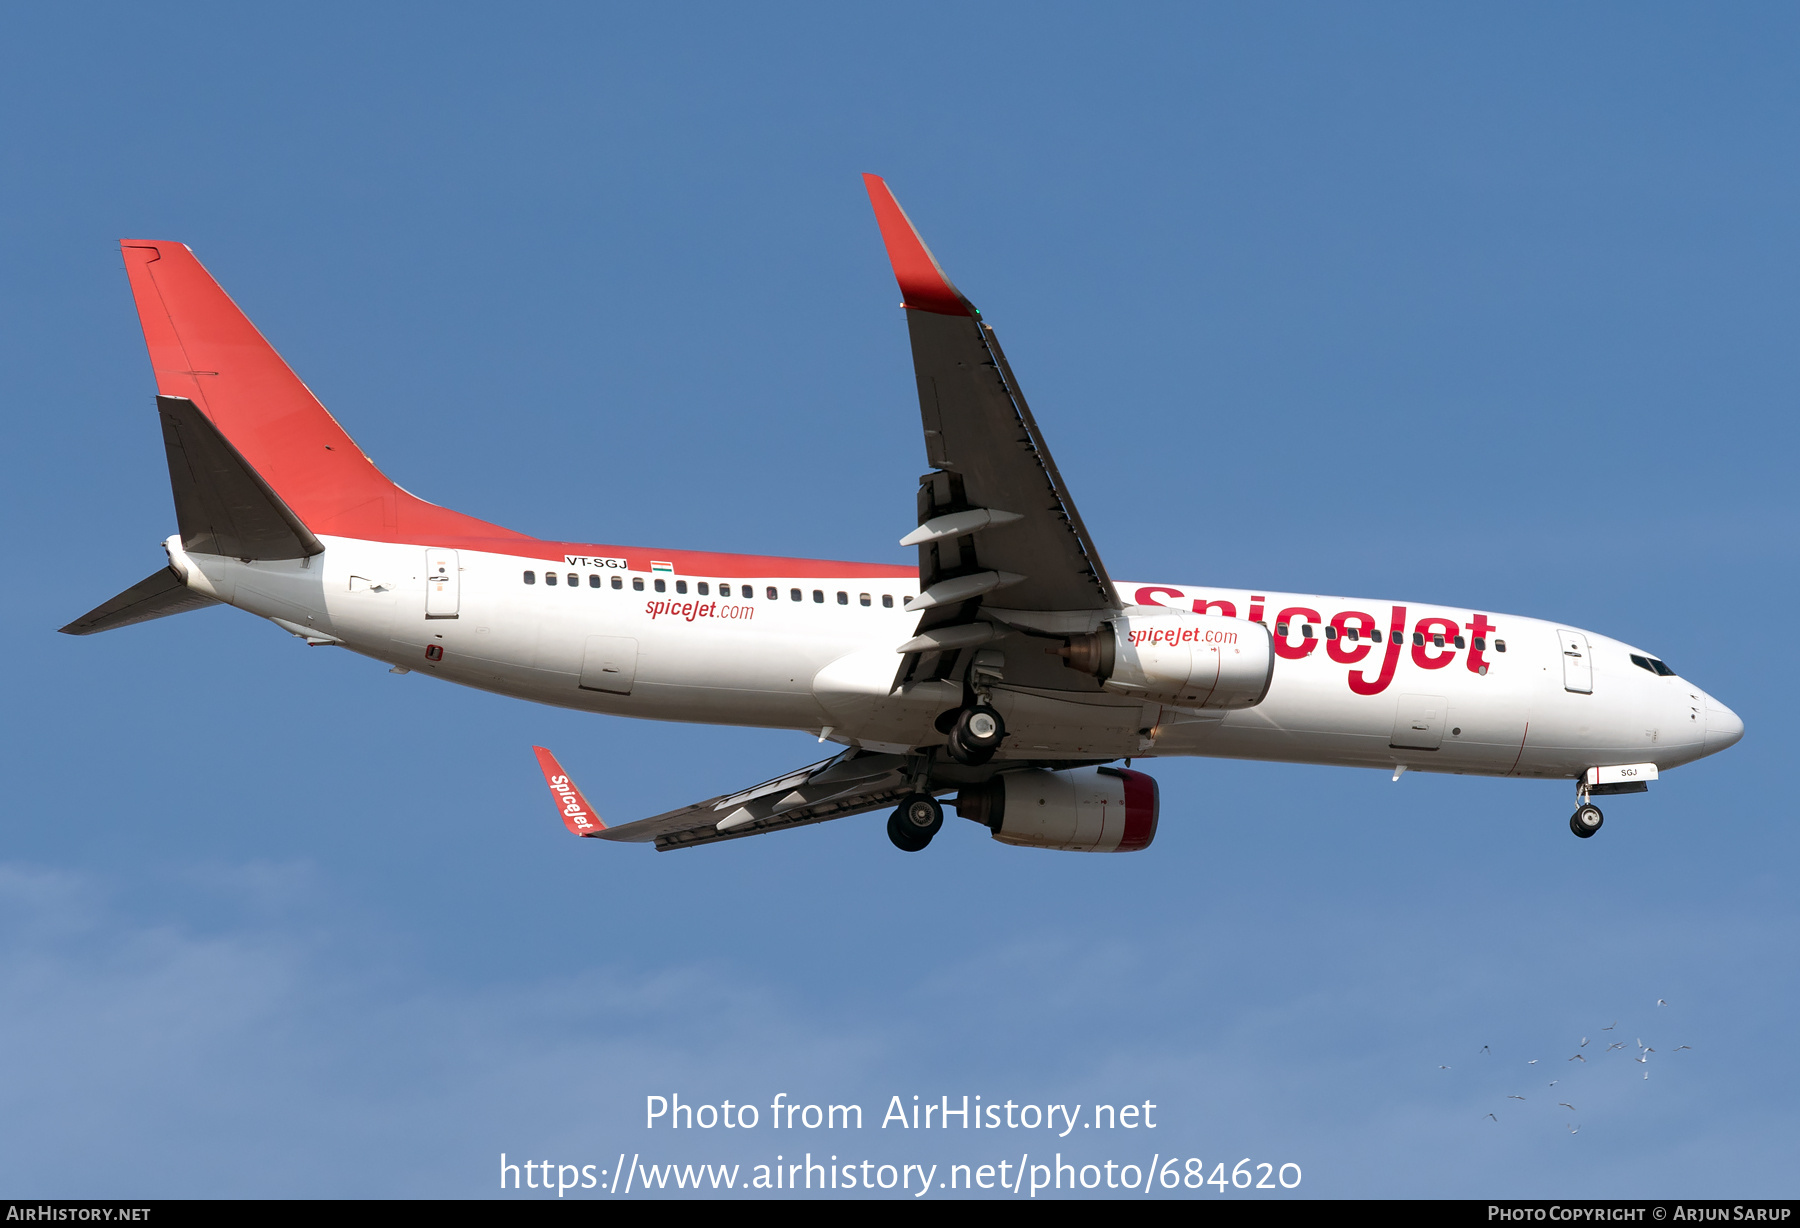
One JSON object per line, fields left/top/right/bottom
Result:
{"left": 59, "top": 567, "right": 219, "bottom": 636}
{"left": 160, "top": 394, "right": 323, "bottom": 560}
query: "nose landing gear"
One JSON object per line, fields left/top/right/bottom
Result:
{"left": 1569, "top": 803, "right": 1604, "bottom": 838}
{"left": 887, "top": 792, "right": 944, "bottom": 852}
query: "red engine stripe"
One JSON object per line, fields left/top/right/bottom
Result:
{"left": 1115, "top": 769, "right": 1160, "bottom": 852}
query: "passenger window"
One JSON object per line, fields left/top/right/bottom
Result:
{"left": 813, "top": 590, "right": 825, "bottom": 603}
{"left": 697, "top": 582, "right": 709, "bottom": 596}
{"left": 882, "top": 595, "right": 893, "bottom": 608}
{"left": 766, "top": 587, "right": 777, "bottom": 600}
{"left": 1495, "top": 639, "right": 1507, "bottom": 653}
{"left": 1453, "top": 635, "right": 1465, "bottom": 649}
{"left": 675, "top": 580, "right": 687, "bottom": 594}
{"left": 1370, "top": 629, "right": 1382, "bottom": 643}
{"left": 791, "top": 588, "right": 802, "bottom": 601}
{"left": 1301, "top": 624, "right": 1314, "bottom": 639}
{"left": 654, "top": 579, "right": 666, "bottom": 593}
{"left": 545, "top": 572, "right": 558, "bottom": 586}
{"left": 1275, "top": 622, "right": 1290, "bottom": 636}
{"left": 1432, "top": 634, "right": 1444, "bottom": 648}
{"left": 612, "top": 576, "right": 623, "bottom": 590}
{"left": 1473, "top": 637, "right": 1486, "bottom": 651}
{"left": 1323, "top": 626, "right": 1337, "bottom": 640}
{"left": 1412, "top": 632, "right": 1424, "bottom": 646}
{"left": 567, "top": 573, "right": 577, "bottom": 587}
{"left": 837, "top": 591, "right": 848, "bottom": 605}
{"left": 589, "top": 575, "right": 601, "bottom": 588}
{"left": 633, "top": 577, "right": 644, "bottom": 592}
{"left": 523, "top": 570, "right": 536, "bottom": 585}
{"left": 1345, "top": 628, "right": 1359, "bottom": 642}
{"left": 740, "top": 585, "right": 751, "bottom": 598}
{"left": 860, "top": 593, "right": 871, "bottom": 607}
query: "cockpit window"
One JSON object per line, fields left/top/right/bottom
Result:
{"left": 1632, "top": 653, "right": 1678, "bottom": 677}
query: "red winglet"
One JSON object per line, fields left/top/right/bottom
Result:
{"left": 861, "top": 174, "right": 972, "bottom": 317}
{"left": 532, "top": 746, "right": 606, "bottom": 836}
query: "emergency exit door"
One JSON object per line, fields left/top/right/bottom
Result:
{"left": 425, "top": 549, "right": 460, "bottom": 618}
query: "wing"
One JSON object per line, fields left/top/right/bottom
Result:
{"left": 863, "top": 175, "right": 1121, "bottom": 689}
{"left": 540, "top": 746, "right": 923, "bottom": 852}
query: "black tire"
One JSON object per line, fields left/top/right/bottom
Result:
{"left": 945, "top": 723, "right": 995, "bottom": 767}
{"left": 956, "top": 705, "right": 1006, "bottom": 750}
{"left": 887, "top": 811, "right": 929, "bottom": 851}
{"left": 888, "top": 793, "right": 942, "bottom": 851}
{"left": 1569, "top": 804, "right": 1604, "bottom": 838}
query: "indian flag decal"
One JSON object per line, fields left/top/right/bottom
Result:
{"left": 651, "top": 561, "right": 674, "bottom": 573}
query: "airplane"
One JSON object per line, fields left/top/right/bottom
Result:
{"left": 62, "top": 175, "right": 1744, "bottom": 854}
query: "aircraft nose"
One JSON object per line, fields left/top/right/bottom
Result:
{"left": 1704, "top": 699, "right": 1744, "bottom": 753}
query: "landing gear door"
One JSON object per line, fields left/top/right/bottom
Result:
{"left": 1558, "top": 629, "right": 1592, "bottom": 694}
{"left": 1390, "top": 694, "right": 1446, "bottom": 751}
{"left": 425, "top": 549, "right": 460, "bottom": 618}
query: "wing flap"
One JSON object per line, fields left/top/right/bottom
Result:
{"left": 594, "top": 749, "right": 915, "bottom": 851}
{"left": 863, "top": 176, "right": 1118, "bottom": 637}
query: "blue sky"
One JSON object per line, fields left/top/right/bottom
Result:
{"left": 2, "top": 3, "right": 1795, "bottom": 1198}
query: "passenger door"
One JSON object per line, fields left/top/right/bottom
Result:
{"left": 1557, "top": 629, "right": 1592, "bottom": 694}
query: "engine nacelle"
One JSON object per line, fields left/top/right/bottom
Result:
{"left": 954, "top": 766, "right": 1159, "bottom": 853}
{"left": 1061, "top": 612, "right": 1273, "bottom": 709}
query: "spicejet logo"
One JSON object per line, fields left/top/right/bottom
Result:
{"left": 532, "top": 746, "right": 605, "bottom": 836}
{"left": 547, "top": 774, "right": 596, "bottom": 831}
{"left": 1130, "top": 585, "right": 1501, "bottom": 697}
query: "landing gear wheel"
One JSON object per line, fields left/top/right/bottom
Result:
{"left": 887, "top": 793, "right": 943, "bottom": 852}
{"left": 1569, "top": 804, "right": 1604, "bottom": 838}
{"left": 945, "top": 705, "right": 1006, "bottom": 767}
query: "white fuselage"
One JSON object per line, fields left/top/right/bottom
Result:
{"left": 170, "top": 535, "right": 1743, "bottom": 782}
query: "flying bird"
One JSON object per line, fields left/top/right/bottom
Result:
{"left": 1580, "top": 1037, "right": 1589, "bottom": 1048}
{"left": 1528, "top": 1059, "right": 1538, "bottom": 1065}
{"left": 1569, "top": 1124, "right": 1580, "bottom": 1134}
{"left": 1607, "top": 1043, "right": 1626, "bottom": 1051}
{"left": 1602, "top": 1022, "right": 1617, "bottom": 1031}
{"left": 1481, "top": 1045, "right": 1490, "bottom": 1054}
{"left": 1657, "top": 999, "right": 1667, "bottom": 1006}
{"left": 1559, "top": 1103, "right": 1576, "bottom": 1111}
{"left": 1673, "top": 1045, "right": 1691, "bottom": 1052}
{"left": 1569, "top": 1054, "right": 1587, "bottom": 1062}
{"left": 1635, "top": 1056, "right": 1648, "bottom": 1064}
{"left": 1485, "top": 1113, "right": 1498, "bottom": 1122}
{"left": 1548, "top": 1081, "right": 1558, "bottom": 1087}
{"left": 1438, "top": 1065, "right": 1452, "bottom": 1070}
{"left": 1508, "top": 1095, "right": 1526, "bottom": 1101}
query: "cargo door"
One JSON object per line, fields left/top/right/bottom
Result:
{"left": 425, "top": 549, "right": 460, "bottom": 619}
{"left": 1390, "top": 693, "right": 1447, "bottom": 750}
{"left": 579, "top": 636, "right": 638, "bottom": 694}
{"left": 1558, "top": 629, "right": 1593, "bottom": 694}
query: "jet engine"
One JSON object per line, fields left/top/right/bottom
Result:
{"left": 1061, "top": 612, "right": 1273, "bottom": 709}
{"left": 954, "top": 766, "right": 1159, "bottom": 852}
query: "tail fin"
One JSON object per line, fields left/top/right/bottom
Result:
{"left": 120, "top": 242, "right": 528, "bottom": 546}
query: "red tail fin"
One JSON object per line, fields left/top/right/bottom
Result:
{"left": 120, "top": 241, "right": 528, "bottom": 546}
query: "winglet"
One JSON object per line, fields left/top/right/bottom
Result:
{"left": 532, "top": 746, "right": 606, "bottom": 836}
{"left": 862, "top": 174, "right": 973, "bottom": 317}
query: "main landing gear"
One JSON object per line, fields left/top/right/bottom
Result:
{"left": 888, "top": 793, "right": 944, "bottom": 852}
{"left": 1569, "top": 804, "right": 1604, "bottom": 839}
{"left": 945, "top": 704, "right": 1006, "bottom": 767}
